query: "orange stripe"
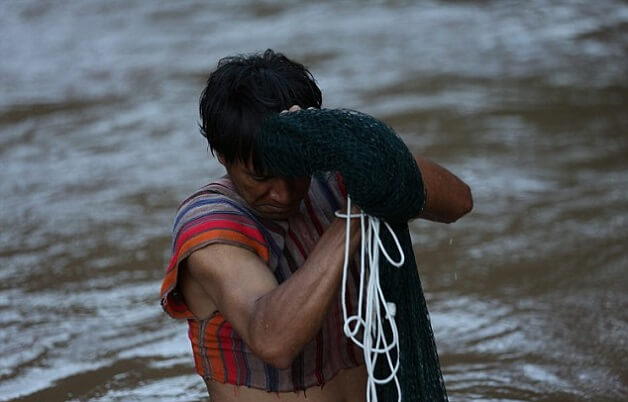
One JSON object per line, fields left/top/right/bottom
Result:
{"left": 204, "top": 314, "right": 227, "bottom": 382}
{"left": 160, "top": 268, "right": 177, "bottom": 296}
{"left": 179, "top": 229, "right": 270, "bottom": 263}
{"left": 188, "top": 321, "right": 205, "bottom": 376}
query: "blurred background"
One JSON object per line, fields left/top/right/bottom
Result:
{"left": 1, "top": 0, "right": 627, "bottom": 400}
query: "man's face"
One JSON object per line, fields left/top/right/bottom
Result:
{"left": 220, "top": 156, "right": 311, "bottom": 220}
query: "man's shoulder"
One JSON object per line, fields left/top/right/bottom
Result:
{"left": 176, "top": 176, "right": 243, "bottom": 212}
{"left": 172, "top": 176, "right": 254, "bottom": 235}
{"left": 178, "top": 176, "right": 232, "bottom": 206}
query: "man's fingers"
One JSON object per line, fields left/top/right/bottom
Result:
{"left": 280, "top": 105, "right": 302, "bottom": 115}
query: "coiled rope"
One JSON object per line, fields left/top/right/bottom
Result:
{"left": 336, "top": 196, "right": 404, "bottom": 402}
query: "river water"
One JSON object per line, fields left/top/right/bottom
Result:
{"left": 1, "top": 1, "right": 627, "bottom": 401}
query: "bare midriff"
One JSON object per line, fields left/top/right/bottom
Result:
{"left": 205, "top": 365, "right": 366, "bottom": 402}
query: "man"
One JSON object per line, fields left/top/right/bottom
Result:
{"left": 160, "top": 49, "right": 472, "bottom": 401}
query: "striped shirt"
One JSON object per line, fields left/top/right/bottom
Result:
{"left": 160, "top": 172, "right": 364, "bottom": 392}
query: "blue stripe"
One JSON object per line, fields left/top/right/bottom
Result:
{"left": 242, "top": 342, "right": 251, "bottom": 387}
{"left": 292, "top": 353, "right": 305, "bottom": 391}
{"left": 264, "top": 362, "right": 279, "bottom": 392}
{"left": 197, "top": 320, "right": 211, "bottom": 378}
{"left": 314, "top": 174, "right": 341, "bottom": 213}
{"left": 216, "top": 319, "right": 230, "bottom": 383}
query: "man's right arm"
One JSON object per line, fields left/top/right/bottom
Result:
{"left": 182, "top": 215, "right": 360, "bottom": 369}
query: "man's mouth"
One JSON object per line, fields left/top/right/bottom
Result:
{"left": 257, "top": 202, "right": 300, "bottom": 216}
{"left": 261, "top": 203, "right": 293, "bottom": 211}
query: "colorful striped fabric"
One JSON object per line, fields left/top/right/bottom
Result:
{"left": 160, "top": 172, "right": 364, "bottom": 392}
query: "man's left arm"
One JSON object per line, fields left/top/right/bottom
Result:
{"left": 414, "top": 155, "right": 473, "bottom": 223}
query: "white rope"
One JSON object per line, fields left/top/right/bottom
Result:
{"left": 336, "top": 196, "right": 404, "bottom": 402}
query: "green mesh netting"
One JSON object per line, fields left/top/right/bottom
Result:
{"left": 258, "top": 108, "right": 448, "bottom": 401}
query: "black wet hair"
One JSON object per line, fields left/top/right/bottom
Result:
{"left": 199, "top": 49, "right": 322, "bottom": 173}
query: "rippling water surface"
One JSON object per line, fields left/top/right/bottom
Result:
{"left": 1, "top": 1, "right": 627, "bottom": 401}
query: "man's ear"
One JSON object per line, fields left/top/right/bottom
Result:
{"left": 217, "top": 153, "right": 226, "bottom": 166}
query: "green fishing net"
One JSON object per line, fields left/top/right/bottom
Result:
{"left": 259, "top": 108, "right": 448, "bottom": 401}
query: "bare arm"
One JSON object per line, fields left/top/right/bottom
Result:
{"left": 184, "top": 215, "right": 361, "bottom": 369}
{"left": 415, "top": 155, "right": 473, "bottom": 223}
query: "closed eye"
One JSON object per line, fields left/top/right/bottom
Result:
{"left": 249, "top": 173, "right": 273, "bottom": 182}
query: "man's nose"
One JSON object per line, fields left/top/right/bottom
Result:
{"left": 268, "top": 178, "right": 294, "bottom": 204}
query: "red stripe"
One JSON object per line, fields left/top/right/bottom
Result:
{"left": 336, "top": 172, "right": 347, "bottom": 198}
{"left": 181, "top": 211, "right": 257, "bottom": 231}
{"left": 218, "top": 321, "right": 238, "bottom": 383}
{"left": 176, "top": 214, "right": 266, "bottom": 249}
{"left": 345, "top": 262, "right": 360, "bottom": 365}
{"left": 174, "top": 218, "right": 266, "bottom": 255}
{"left": 287, "top": 230, "right": 308, "bottom": 260}
{"left": 327, "top": 302, "right": 339, "bottom": 370}
{"left": 174, "top": 213, "right": 253, "bottom": 247}
{"left": 304, "top": 195, "right": 324, "bottom": 236}
{"left": 164, "top": 257, "right": 177, "bottom": 275}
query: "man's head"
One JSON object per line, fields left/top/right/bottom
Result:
{"left": 199, "top": 49, "right": 322, "bottom": 174}
{"left": 199, "top": 49, "right": 321, "bottom": 220}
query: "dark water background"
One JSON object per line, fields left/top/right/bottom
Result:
{"left": 1, "top": 0, "right": 627, "bottom": 400}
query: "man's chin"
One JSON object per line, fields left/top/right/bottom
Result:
{"left": 257, "top": 205, "right": 298, "bottom": 220}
